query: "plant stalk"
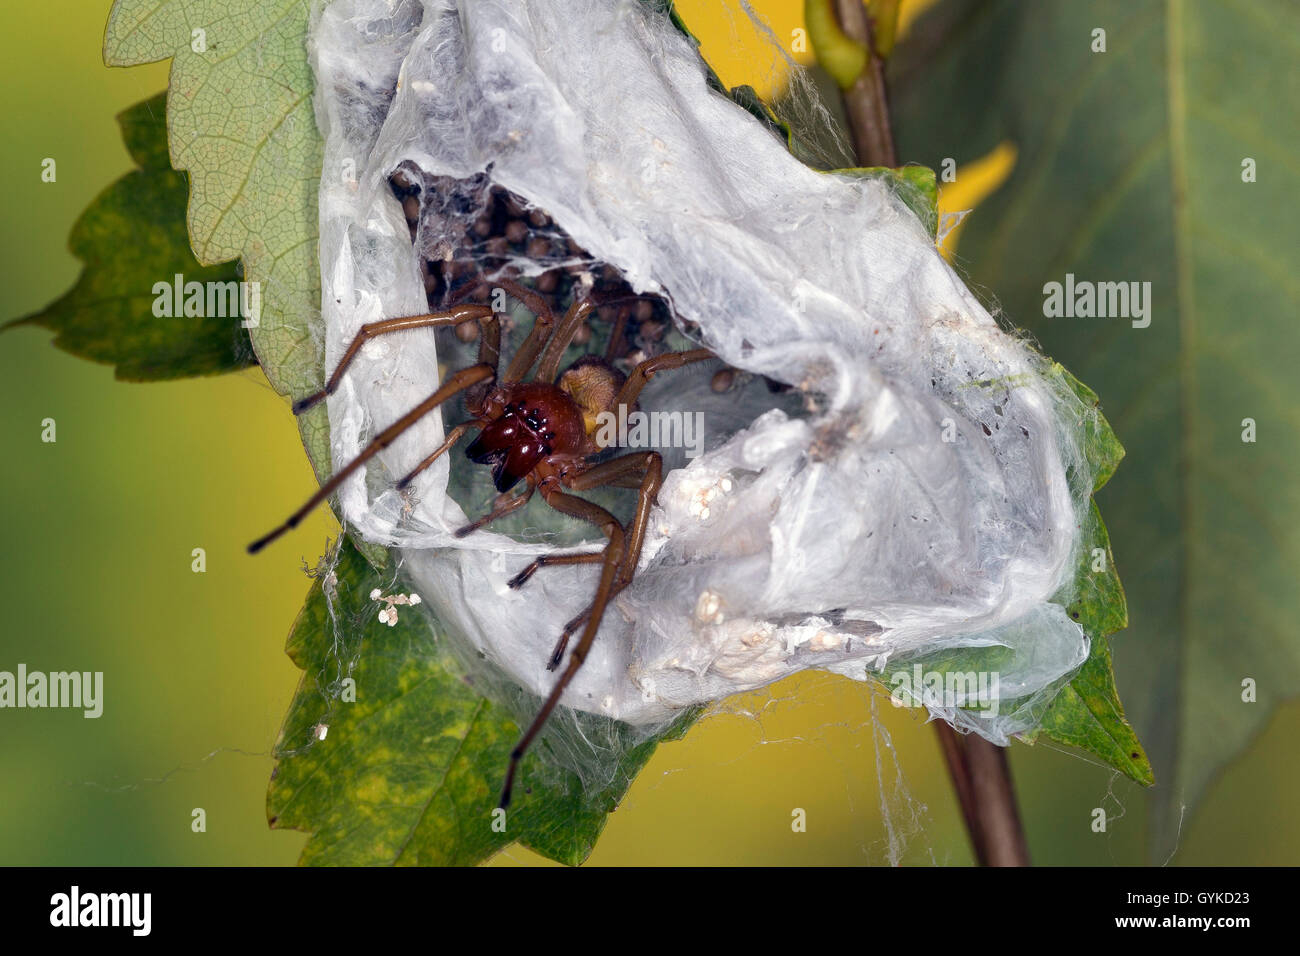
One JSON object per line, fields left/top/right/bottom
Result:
{"left": 832, "top": 0, "right": 898, "bottom": 167}
{"left": 829, "top": 0, "right": 1030, "bottom": 867}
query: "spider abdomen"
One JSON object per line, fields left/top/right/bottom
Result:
{"left": 467, "top": 383, "right": 587, "bottom": 492}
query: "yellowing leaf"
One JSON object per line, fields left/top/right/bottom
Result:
{"left": 105, "top": 0, "right": 331, "bottom": 475}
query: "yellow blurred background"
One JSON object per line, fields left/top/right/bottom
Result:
{"left": 1, "top": 0, "right": 1296, "bottom": 866}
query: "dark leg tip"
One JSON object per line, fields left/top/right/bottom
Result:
{"left": 293, "top": 389, "right": 331, "bottom": 415}
{"left": 248, "top": 518, "right": 296, "bottom": 554}
{"left": 546, "top": 632, "right": 569, "bottom": 671}
{"left": 506, "top": 568, "right": 531, "bottom": 590}
{"left": 499, "top": 759, "right": 522, "bottom": 810}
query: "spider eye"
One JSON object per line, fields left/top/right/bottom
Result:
{"left": 544, "top": 431, "right": 555, "bottom": 440}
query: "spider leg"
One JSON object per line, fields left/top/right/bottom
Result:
{"left": 499, "top": 487, "right": 625, "bottom": 809}
{"left": 546, "top": 604, "right": 592, "bottom": 672}
{"left": 537, "top": 296, "right": 596, "bottom": 383}
{"left": 293, "top": 305, "right": 497, "bottom": 415}
{"left": 248, "top": 363, "right": 495, "bottom": 553}
{"left": 567, "top": 451, "right": 663, "bottom": 576}
{"left": 509, "top": 450, "right": 662, "bottom": 587}
{"left": 604, "top": 304, "right": 630, "bottom": 363}
{"left": 466, "top": 303, "right": 502, "bottom": 411}
{"left": 395, "top": 421, "right": 474, "bottom": 490}
{"left": 495, "top": 278, "right": 559, "bottom": 383}
{"left": 497, "top": 350, "right": 713, "bottom": 802}
{"left": 453, "top": 482, "right": 535, "bottom": 538}
{"left": 539, "top": 451, "right": 663, "bottom": 671}
{"left": 613, "top": 348, "right": 715, "bottom": 411}
{"left": 506, "top": 550, "right": 604, "bottom": 590}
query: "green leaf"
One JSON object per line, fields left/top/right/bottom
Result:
{"left": 840, "top": 164, "right": 940, "bottom": 235}
{"left": 99, "top": 0, "right": 705, "bottom": 868}
{"left": 892, "top": 0, "right": 1298, "bottom": 856}
{"left": 104, "top": 0, "right": 330, "bottom": 476}
{"left": 1022, "top": 367, "right": 1150, "bottom": 784}
{"left": 6, "top": 94, "right": 254, "bottom": 380}
{"left": 1030, "top": 499, "right": 1152, "bottom": 786}
{"left": 730, "top": 84, "right": 795, "bottom": 144}
{"left": 869, "top": 0, "right": 902, "bottom": 59}
{"left": 1056, "top": 365, "right": 1125, "bottom": 492}
{"left": 885, "top": 362, "right": 1147, "bottom": 780}
{"left": 268, "top": 539, "right": 695, "bottom": 866}
{"left": 805, "top": 0, "right": 870, "bottom": 90}
{"left": 96, "top": 0, "right": 1116, "bottom": 865}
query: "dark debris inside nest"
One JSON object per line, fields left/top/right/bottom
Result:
{"left": 389, "top": 164, "right": 761, "bottom": 395}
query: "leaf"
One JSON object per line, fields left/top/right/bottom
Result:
{"left": 869, "top": 0, "right": 902, "bottom": 59}
{"left": 96, "top": 0, "right": 1077, "bottom": 867}
{"left": 730, "top": 83, "right": 796, "bottom": 144}
{"left": 1057, "top": 366, "right": 1125, "bottom": 493}
{"left": 1018, "top": 367, "right": 1151, "bottom": 784}
{"left": 101, "top": 0, "right": 701, "bottom": 868}
{"left": 841, "top": 164, "right": 940, "bottom": 234}
{"left": 267, "top": 539, "right": 695, "bottom": 866}
{"left": 104, "top": 0, "right": 331, "bottom": 476}
{"left": 1030, "top": 499, "right": 1153, "bottom": 786}
{"left": 805, "top": 0, "right": 870, "bottom": 89}
{"left": 886, "top": 363, "right": 1149, "bottom": 781}
{"left": 6, "top": 94, "right": 254, "bottom": 380}
{"left": 892, "top": 0, "right": 1298, "bottom": 856}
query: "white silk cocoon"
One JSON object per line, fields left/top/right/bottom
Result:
{"left": 307, "top": 0, "right": 1097, "bottom": 750}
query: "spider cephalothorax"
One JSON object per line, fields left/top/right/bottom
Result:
{"left": 467, "top": 386, "right": 586, "bottom": 492}
{"left": 250, "top": 278, "right": 711, "bottom": 807}
{"left": 467, "top": 356, "right": 625, "bottom": 493}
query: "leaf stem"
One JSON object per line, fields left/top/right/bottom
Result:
{"left": 827, "top": 0, "right": 1030, "bottom": 866}
{"left": 831, "top": 0, "right": 897, "bottom": 166}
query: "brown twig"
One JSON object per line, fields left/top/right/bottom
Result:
{"left": 963, "top": 732, "right": 1031, "bottom": 865}
{"left": 832, "top": 0, "right": 898, "bottom": 167}
{"left": 828, "top": 0, "right": 1030, "bottom": 866}
{"left": 933, "top": 721, "right": 985, "bottom": 860}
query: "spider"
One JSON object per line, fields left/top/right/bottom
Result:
{"left": 249, "top": 277, "right": 712, "bottom": 808}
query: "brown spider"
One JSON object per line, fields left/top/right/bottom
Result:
{"left": 249, "top": 277, "right": 712, "bottom": 807}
